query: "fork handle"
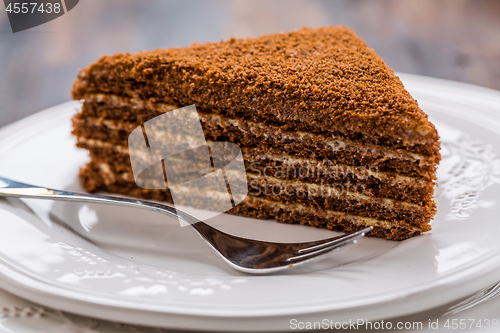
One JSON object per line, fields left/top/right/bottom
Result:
{"left": 0, "top": 176, "right": 200, "bottom": 226}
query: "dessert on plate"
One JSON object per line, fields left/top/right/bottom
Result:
{"left": 71, "top": 26, "right": 440, "bottom": 240}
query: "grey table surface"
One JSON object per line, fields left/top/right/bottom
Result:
{"left": 0, "top": 0, "right": 500, "bottom": 332}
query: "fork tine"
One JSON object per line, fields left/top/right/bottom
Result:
{"left": 286, "top": 226, "right": 373, "bottom": 263}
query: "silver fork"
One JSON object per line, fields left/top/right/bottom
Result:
{"left": 0, "top": 176, "right": 372, "bottom": 274}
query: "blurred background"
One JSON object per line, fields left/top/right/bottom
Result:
{"left": 0, "top": 0, "right": 499, "bottom": 128}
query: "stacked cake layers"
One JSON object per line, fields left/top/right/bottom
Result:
{"left": 71, "top": 26, "right": 440, "bottom": 240}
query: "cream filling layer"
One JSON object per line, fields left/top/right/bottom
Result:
{"left": 82, "top": 93, "right": 428, "bottom": 162}
{"left": 78, "top": 136, "right": 425, "bottom": 187}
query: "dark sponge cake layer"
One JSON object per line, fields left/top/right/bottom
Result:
{"left": 242, "top": 149, "right": 434, "bottom": 205}
{"left": 77, "top": 99, "right": 439, "bottom": 165}
{"left": 79, "top": 142, "right": 434, "bottom": 206}
{"left": 247, "top": 183, "right": 433, "bottom": 228}
{"left": 71, "top": 26, "right": 440, "bottom": 161}
{"left": 232, "top": 197, "right": 426, "bottom": 241}
{"left": 72, "top": 112, "right": 437, "bottom": 180}
{"left": 79, "top": 147, "right": 434, "bottom": 228}
{"left": 80, "top": 99, "right": 437, "bottom": 158}
{"left": 79, "top": 160, "right": 425, "bottom": 241}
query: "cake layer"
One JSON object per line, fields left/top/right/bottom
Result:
{"left": 78, "top": 140, "right": 434, "bottom": 205}
{"left": 242, "top": 148, "right": 433, "bottom": 204}
{"left": 71, "top": 26, "right": 440, "bottom": 161}
{"left": 79, "top": 97, "right": 433, "bottom": 164}
{"left": 235, "top": 196, "right": 426, "bottom": 240}
{"left": 79, "top": 98, "right": 426, "bottom": 160}
{"left": 73, "top": 97, "right": 437, "bottom": 232}
{"left": 79, "top": 95, "right": 438, "bottom": 159}
{"left": 79, "top": 160, "right": 427, "bottom": 241}
{"left": 81, "top": 154, "right": 434, "bottom": 228}
{"left": 246, "top": 174, "right": 434, "bottom": 228}
{"left": 72, "top": 110, "right": 437, "bottom": 180}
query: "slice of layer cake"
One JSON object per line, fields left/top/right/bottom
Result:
{"left": 71, "top": 26, "right": 440, "bottom": 240}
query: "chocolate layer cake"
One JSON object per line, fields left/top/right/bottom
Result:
{"left": 71, "top": 26, "right": 440, "bottom": 240}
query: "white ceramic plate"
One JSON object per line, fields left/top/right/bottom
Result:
{"left": 1, "top": 74, "right": 500, "bottom": 332}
